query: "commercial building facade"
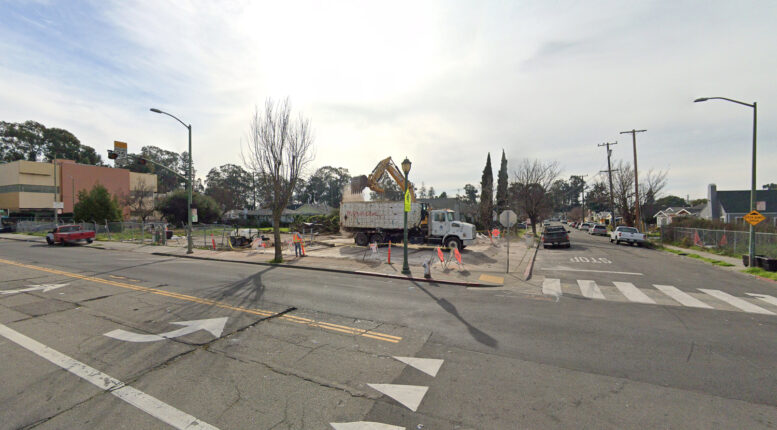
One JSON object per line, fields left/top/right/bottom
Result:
{"left": 0, "top": 159, "right": 156, "bottom": 218}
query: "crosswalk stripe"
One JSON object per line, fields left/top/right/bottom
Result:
{"left": 699, "top": 289, "right": 776, "bottom": 315}
{"left": 542, "top": 278, "right": 562, "bottom": 297}
{"left": 577, "top": 280, "right": 605, "bottom": 299}
{"left": 746, "top": 293, "right": 777, "bottom": 307}
{"left": 653, "top": 285, "right": 713, "bottom": 308}
{"left": 613, "top": 282, "right": 655, "bottom": 304}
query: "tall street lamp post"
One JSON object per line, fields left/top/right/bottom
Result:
{"left": 401, "top": 157, "right": 412, "bottom": 275}
{"left": 150, "top": 108, "right": 193, "bottom": 254}
{"left": 694, "top": 97, "right": 757, "bottom": 265}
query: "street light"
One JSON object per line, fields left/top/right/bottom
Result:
{"left": 401, "top": 157, "right": 412, "bottom": 275}
{"left": 150, "top": 108, "right": 193, "bottom": 254}
{"left": 694, "top": 97, "right": 757, "bottom": 265}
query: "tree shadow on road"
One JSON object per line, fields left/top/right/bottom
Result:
{"left": 202, "top": 266, "right": 277, "bottom": 309}
{"left": 411, "top": 280, "right": 498, "bottom": 348}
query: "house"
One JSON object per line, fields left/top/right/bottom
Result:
{"left": 654, "top": 206, "right": 701, "bottom": 227}
{"left": 700, "top": 184, "right": 777, "bottom": 225}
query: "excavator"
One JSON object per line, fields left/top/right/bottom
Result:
{"left": 349, "top": 157, "right": 416, "bottom": 199}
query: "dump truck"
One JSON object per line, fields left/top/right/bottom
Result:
{"left": 340, "top": 201, "right": 476, "bottom": 249}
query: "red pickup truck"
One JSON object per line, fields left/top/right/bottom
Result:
{"left": 46, "top": 225, "right": 96, "bottom": 245}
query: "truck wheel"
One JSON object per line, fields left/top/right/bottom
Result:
{"left": 354, "top": 232, "right": 369, "bottom": 247}
{"left": 86, "top": 238, "right": 93, "bottom": 244}
{"left": 46, "top": 236, "right": 54, "bottom": 245}
{"left": 370, "top": 233, "right": 383, "bottom": 245}
{"left": 444, "top": 237, "right": 461, "bottom": 250}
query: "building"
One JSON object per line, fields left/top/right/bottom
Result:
{"left": 0, "top": 159, "right": 157, "bottom": 218}
{"left": 653, "top": 206, "right": 701, "bottom": 227}
{"left": 700, "top": 184, "right": 777, "bottom": 225}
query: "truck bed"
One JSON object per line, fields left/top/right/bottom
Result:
{"left": 340, "top": 202, "right": 422, "bottom": 231}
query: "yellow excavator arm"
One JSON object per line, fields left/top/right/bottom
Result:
{"left": 350, "top": 157, "right": 416, "bottom": 201}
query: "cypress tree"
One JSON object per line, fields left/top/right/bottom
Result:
{"left": 496, "top": 149, "right": 508, "bottom": 213}
{"left": 479, "top": 153, "right": 494, "bottom": 228}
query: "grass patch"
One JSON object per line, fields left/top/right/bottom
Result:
{"left": 255, "top": 227, "right": 290, "bottom": 233}
{"left": 658, "top": 245, "right": 734, "bottom": 266}
{"left": 743, "top": 267, "right": 777, "bottom": 281}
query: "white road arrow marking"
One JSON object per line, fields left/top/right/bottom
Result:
{"left": 104, "top": 317, "right": 228, "bottom": 342}
{"left": 330, "top": 422, "right": 405, "bottom": 430}
{"left": 367, "top": 383, "right": 429, "bottom": 412}
{"left": 392, "top": 356, "right": 444, "bottom": 377}
{"left": 0, "top": 283, "right": 69, "bottom": 295}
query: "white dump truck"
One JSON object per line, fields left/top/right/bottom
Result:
{"left": 340, "top": 201, "right": 476, "bottom": 249}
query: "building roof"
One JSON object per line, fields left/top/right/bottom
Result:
{"left": 718, "top": 189, "right": 777, "bottom": 214}
{"left": 654, "top": 207, "right": 693, "bottom": 217}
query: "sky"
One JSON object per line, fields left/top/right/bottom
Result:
{"left": 1, "top": 0, "right": 775, "bottom": 201}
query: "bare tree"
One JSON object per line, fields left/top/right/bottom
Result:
{"left": 612, "top": 161, "right": 667, "bottom": 227}
{"left": 509, "top": 159, "right": 560, "bottom": 236}
{"left": 243, "top": 98, "right": 315, "bottom": 262}
{"left": 121, "top": 182, "right": 156, "bottom": 222}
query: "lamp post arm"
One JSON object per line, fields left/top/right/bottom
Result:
{"left": 155, "top": 110, "right": 190, "bottom": 129}
{"left": 701, "top": 97, "right": 755, "bottom": 108}
{"left": 140, "top": 157, "right": 187, "bottom": 180}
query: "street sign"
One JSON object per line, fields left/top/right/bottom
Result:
{"left": 499, "top": 210, "right": 517, "bottom": 227}
{"left": 404, "top": 190, "right": 411, "bottom": 212}
{"left": 743, "top": 210, "right": 766, "bottom": 226}
{"left": 53, "top": 201, "right": 64, "bottom": 209}
{"left": 191, "top": 208, "right": 198, "bottom": 223}
{"left": 757, "top": 201, "right": 766, "bottom": 211}
{"left": 113, "top": 140, "right": 127, "bottom": 156}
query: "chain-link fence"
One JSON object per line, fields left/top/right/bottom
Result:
{"left": 661, "top": 227, "right": 777, "bottom": 258}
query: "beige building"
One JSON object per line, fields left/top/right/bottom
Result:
{"left": 0, "top": 159, "right": 157, "bottom": 219}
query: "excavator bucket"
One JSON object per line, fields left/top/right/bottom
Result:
{"left": 350, "top": 175, "right": 370, "bottom": 194}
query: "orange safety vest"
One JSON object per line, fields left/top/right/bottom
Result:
{"left": 292, "top": 233, "right": 302, "bottom": 243}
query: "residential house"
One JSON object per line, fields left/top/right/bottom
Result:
{"left": 654, "top": 206, "right": 701, "bottom": 227}
{"left": 700, "top": 184, "right": 777, "bottom": 225}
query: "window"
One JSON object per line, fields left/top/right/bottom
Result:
{"left": 446, "top": 212, "right": 454, "bottom": 221}
{"left": 434, "top": 212, "right": 445, "bottom": 222}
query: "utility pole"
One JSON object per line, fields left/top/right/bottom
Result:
{"left": 576, "top": 174, "right": 588, "bottom": 221}
{"left": 620, "top": 129, "right": 647, "bottom": 230}
{"left": 598, "top": 141, "right": 618, "bottom": 228}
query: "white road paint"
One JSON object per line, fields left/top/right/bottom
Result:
{"left": 542, "top": 278, "right": 562, "bottom": 298}
{"left": 653, "top": 285, "right": 713, "bottom": 309}
{"left": 104, "top": 317, "right": 228, "bottom": 342}
{"left": 577, "top": 280, "right": 606, "bottom": 299}
{"left": 746, "top": 293, "right": 777, "bottom": 307}
{"left": 699, "top": 289, "right": 775, "bottom": 315}
{"left": 0, "top": 323, "right": 219, "bottom": 430}
{"left": 330, "top": 422, "right": 405, "bottom": 430}
{"left": 0, "top": 283, "right": 69, "bottom": 295}
{"left": 540, "top": 267, "right": 643, "bottom": 276}
{"left": 392, "top": 356, "right": 444, "bottom": 377}
{"left": 613, "top": 282, "right": 656, "bottom": 304}
{"left": 367, "top": 384, "right": 429, "bottom": 412}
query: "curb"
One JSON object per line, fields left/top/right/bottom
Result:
{"left": 522, "top": 242, "right": 539, "bottom": 281}
{"left": 150, "top": 252, "right": 485, "bottom": 287}
{"left": 0, "top": 236, "right": 45, "bottom": 243}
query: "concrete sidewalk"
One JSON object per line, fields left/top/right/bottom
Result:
{"left": 1, "top": 233, "right": 537, "bottom": 287}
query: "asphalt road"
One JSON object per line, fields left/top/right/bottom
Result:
{"left": 1, "top": 236, "right": 776, "bottom": 429}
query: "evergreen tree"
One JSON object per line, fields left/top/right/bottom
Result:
{"left": 496, "top": 149, "right": 508, "bottom": 212}
{"left": 73, "top": 184, "right": 123, "bottom": 222}
{"left": 479, "top": 153, "right": 494, "bottom": 228}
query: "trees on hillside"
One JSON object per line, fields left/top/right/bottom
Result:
{"left": 243, "top": 98, "right": 314, "bottom": 263}
{"left": 74, "top": 184, "right": 123, "bottom": 222}
{"left": 0, "top": 121, "right": 103, "bottom": 165}
{"left": 479, "top": 153, "right": 494, "bottom": 228}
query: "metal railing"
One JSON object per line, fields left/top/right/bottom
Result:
{"left": 661, "top": 227, "right": 777, "bottom": 258}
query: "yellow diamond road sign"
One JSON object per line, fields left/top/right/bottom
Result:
{"left": 743, "top": 210, "right": 766, "bottom": 226}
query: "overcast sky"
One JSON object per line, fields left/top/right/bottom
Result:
{"left": 1, "top": 0, "right": 775, "bottom": 200}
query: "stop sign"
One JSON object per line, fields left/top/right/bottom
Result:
{"left": 499, "top": 210, "right": 517, "bottom": 227}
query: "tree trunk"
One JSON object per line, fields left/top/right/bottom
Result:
{"left": 530, "top": 215, "right": 537, "bottom": 236}
{"left": 272, "top": 213, "right": 282, "bottom": 262}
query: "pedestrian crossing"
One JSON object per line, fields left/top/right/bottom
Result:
{"left": 542, "top": 278, "right": 777, "bottom": 316}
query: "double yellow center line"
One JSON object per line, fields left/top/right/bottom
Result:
{"left": 0, "top": 257, "right": 401, "bottom": 343}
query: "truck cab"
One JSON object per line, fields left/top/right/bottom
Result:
{"left": 429, "top": 209, "right": 476, "bottom": 249}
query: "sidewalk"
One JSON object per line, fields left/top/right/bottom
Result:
{"left": 660, "top": 244, "right": 745, "bottom": 270}
{"left": 0, "top": 233, "right": 537, "bottom": 287}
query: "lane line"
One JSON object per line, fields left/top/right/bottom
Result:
{"left": 0, "top": 323, "right": 219, "bottom": 430}
{"left": 699, "top": 289, "right": 775, "bottom": 315}
{"left": 542, "top": 278, "right": 562, "bottom": 297}
{"left": 653, "top": 285, "right": 713, "bottom": 309}
{"left": 577, "top": 280, "right": 605, "bottom": 299}
{"left": 539, "top": 267, "right": 643, "bottom": 276}
{"left": 613, "top": 282, "right": 656, "bottom": 304}
{"left": 746, "top": 293, "right": 777, "bottom": 307}
{"left": 0, "top": 257, "right": 401, "bottom": 343}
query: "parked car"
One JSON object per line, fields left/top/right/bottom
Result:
{"left": 578, "top": 222, "right": 591, "bottom": 231}
{"left": 46, "top": 224, "right": 96, "bottom": 245}
{"left": 568, "top": 221, "right": 577, "bottom": 228}
{"left": 589, "top": 224, "right": 608, "bottom": 236}
{"left": 543, "top": 220, "right": 551, "bottom": 226}
{"left": 541, "top": 225, "right": 570, "bottom": 248}
{"left": 610, "top": 226, "right": 646, "bottom": 246}
{"left": 514, "top": 222, "right": 527, "bottom": 230}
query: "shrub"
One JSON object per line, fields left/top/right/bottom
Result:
{"left": 156, "top": 191, "right": 222, "bottom": 225}
{"left": 74, "top": 184, "right": 123, "bottom": 222}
